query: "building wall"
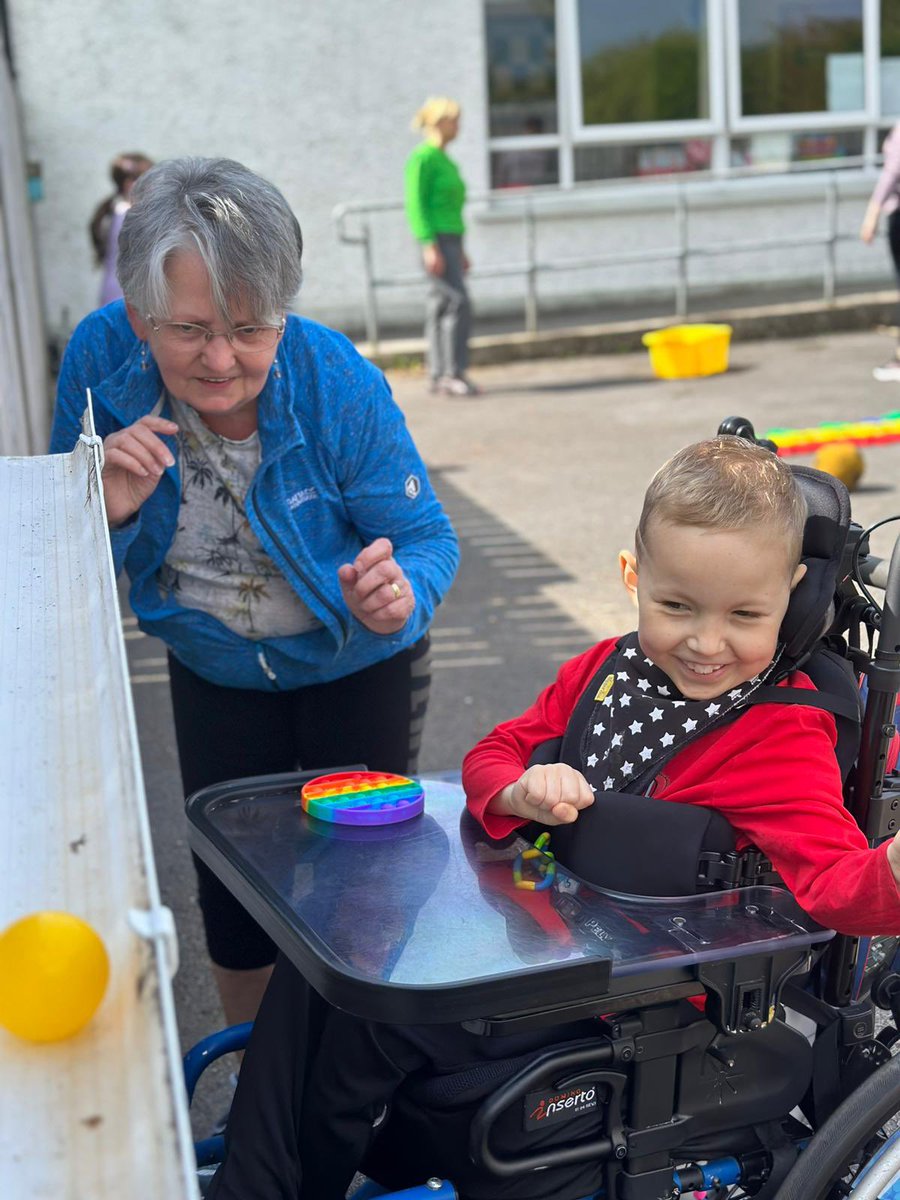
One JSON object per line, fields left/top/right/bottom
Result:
{"left": 7, "top": 0, "right": 489, "bottom": 338}
{"left": 6, "top": 1, "right": 898, "bottom": 344}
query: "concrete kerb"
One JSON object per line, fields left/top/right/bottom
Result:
{"left": 361, "top": 289, "right": 900, "bottom": 371}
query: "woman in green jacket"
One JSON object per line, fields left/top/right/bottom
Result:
{"left": 404, "top": 97, "right": 479, "bottom": 396}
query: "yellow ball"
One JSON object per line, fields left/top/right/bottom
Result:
{"left": 814, "top": 442, "right": 865, "bottom": 491}
{"left": 0, "top": 912, "right": 110, "bottom": 1042}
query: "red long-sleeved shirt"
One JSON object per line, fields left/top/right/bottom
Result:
{"left": 463, "top": 638, "right": 900, "bottom": 936}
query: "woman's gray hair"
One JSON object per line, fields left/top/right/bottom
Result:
{"left": 117, "top": 157, "right": 303, "bottom": 323}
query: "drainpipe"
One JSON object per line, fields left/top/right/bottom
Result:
{"left": 0, "top": 0, "right": 14, "bottom": 76}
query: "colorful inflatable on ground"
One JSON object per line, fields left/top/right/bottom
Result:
{"left": 765, "top": 413, "right": 900, "bottom": 456}
{"left": 300, "top": 771, "right": 425, "bottom": 826}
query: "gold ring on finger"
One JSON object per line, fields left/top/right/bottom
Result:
{"left": 391, "top": 581, "right": 402, "bottom": 600}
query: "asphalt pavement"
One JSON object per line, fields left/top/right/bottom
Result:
{"left": 125, "top": 326, "right": 900, "bottom": 1133}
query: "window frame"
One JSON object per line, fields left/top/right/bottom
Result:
{"left": 563, "top": 0, "right": 723, "bottom": 143}
{"left": 724, "top": 0, "right": 871, "bottom": 132}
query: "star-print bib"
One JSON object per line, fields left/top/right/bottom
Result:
{"left": 578, "top": 631, "right": 781, "bottom": 797}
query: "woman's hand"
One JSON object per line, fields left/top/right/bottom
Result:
{"left": 101, "top": 415, "right": 178, "bottom": 527}
{"left": 861, "top": 201, "right": 881, "bottom": 244}
{"left": 490, "top": 764, "right": 595, "bottom": 825}
{"left": 422, "top": 243, "right": 445, "bottom": 276}
{"left": 338, "top": 537, "right": 415, "bottom": 635}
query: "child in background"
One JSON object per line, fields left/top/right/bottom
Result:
{"left": 88, "top": 152, "right": 153, "bottom": 307}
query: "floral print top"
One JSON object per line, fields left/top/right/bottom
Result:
{"left": 158, "top": 395, "right": 323, "bottom": 640}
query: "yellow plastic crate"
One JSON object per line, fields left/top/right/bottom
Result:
{"left": 642, "top": 323, "right": 733, "bottom": 380}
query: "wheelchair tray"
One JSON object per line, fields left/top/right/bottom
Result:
{"left": 186, "top": 773, "right": 833, "bottom": 1024}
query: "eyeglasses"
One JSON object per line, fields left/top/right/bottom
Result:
{"left": 147, "top": 316, "right": 286, "bottom": 353}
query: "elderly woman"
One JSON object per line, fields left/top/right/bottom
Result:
{"left": 50, "top": 157, "right": 459, "bottom": 1027}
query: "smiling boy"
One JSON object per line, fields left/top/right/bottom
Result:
{"left": 464, "top": 436, "right": 900, "bottom": 936}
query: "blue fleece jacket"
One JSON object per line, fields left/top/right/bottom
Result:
{"left": 50, "top": 303, "right": 459, "bottom": 690}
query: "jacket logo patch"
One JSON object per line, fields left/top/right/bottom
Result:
{"left": 287, "top": 487, "right": 318, "bottom": 511}
{"left": 404, "top": 474, "right": 421, "bottom": 499}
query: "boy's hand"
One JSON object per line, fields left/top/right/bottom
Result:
{"left": 492, "top": 764, "right": 595, "bottom": 825}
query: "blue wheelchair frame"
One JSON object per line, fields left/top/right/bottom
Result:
{"left": 184, "top": 1021, "right": 458, "bottom": 1198}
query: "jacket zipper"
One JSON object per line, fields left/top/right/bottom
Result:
{"left": 94, "top": 381, "right": 350, "bottom": 658}
{"left": 248, "top": 476, "right": 349, "bottom": 651}
{"left": 257, "top": 650, "right": 278, "bottom": 682}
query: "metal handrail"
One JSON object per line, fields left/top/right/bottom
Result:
{"left": 334, "top": 157, "right": 879, "bottom": 350}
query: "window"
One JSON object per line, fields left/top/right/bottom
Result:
{"left": 577, "top": 1, "right": 709, "bottom": 126}
{"left": 730, "top": 128, "right": 864, "bottom": 168}
{"left": 486, "top": 0, "right": 558, "bottom": 137}
{"left": 737, "top": 1, "right": 864, "bottom": 117}
{"left": 575, "top": 139, "right": 712, "bottom": 182}
{"left": 883, "top": 1, "right": 900, "bottom": 117}
{"left": 484, "top": 0, "right": 895, "bottom": 191}
{"left": 491, "top": 146, "right": 560, "bottom": 187}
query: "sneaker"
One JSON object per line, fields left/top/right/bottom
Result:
{"left": 439, "top": 375, "right": 481, "bottom": 396}
{"left": 873, "top": 359, "right": 900, "bottom": 382}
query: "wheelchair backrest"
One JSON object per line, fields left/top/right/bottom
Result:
{"left": 776, "top": 465, "right": 861, "bottom": 780}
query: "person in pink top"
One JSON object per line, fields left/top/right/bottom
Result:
{"left": 861, "top": 124, "right": 900, "bottom": 381}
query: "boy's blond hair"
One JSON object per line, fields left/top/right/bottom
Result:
{"left": 636, "top": 436, "right": 807, "bottom": 568}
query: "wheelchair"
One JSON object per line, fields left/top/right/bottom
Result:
{"left": 184, "top": 416, "right": 900, "bottom": 1200}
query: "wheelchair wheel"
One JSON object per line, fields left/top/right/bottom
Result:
{"left": 775, "top": 1050, "right": 900, "bottom": 1199}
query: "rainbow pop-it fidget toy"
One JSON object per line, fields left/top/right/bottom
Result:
{"left": 300, "top": 771, "right": 425, "bottom": 826}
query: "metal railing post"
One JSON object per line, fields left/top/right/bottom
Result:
{"left": 823, "top": 174, "right": 838, "bottom": 306}
{"left": 334, "top": 158, "right": 874, "bottom": 346}
{"left": 524, "top": 196, "right": 538, "bottom": 334}
{"left": 360, "top": 219, "right": 380, "bottom": 351}
{"left": 675, "top": 184, "right": 689, "bottom": 320}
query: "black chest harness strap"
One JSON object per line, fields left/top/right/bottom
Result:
{"left": 542, "top": 637, "right": 858, "bottom": 894}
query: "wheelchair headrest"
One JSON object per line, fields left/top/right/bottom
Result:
{"left": 778, "top": 465, "right": 850, "bottom": 671}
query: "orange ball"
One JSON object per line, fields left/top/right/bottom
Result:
{"left": 814, "top": 442, "right": 865, "bottom": 491}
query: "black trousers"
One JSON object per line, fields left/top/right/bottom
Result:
{"left": 889, "top": 209, "right": 900, "bottom": 334}
{"left": 207, "top": 956, "right": 604, "bottom": 1200}
{"left": 169, "top": 637, "right": 431, "bottom": 968}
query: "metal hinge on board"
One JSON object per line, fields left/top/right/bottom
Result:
{"left": 128, "top": 905, "right": 179, "bottom": 979}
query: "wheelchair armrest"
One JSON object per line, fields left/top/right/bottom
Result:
{"left": 469, "top": 1041, "right": 626, "bottom": 1176}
